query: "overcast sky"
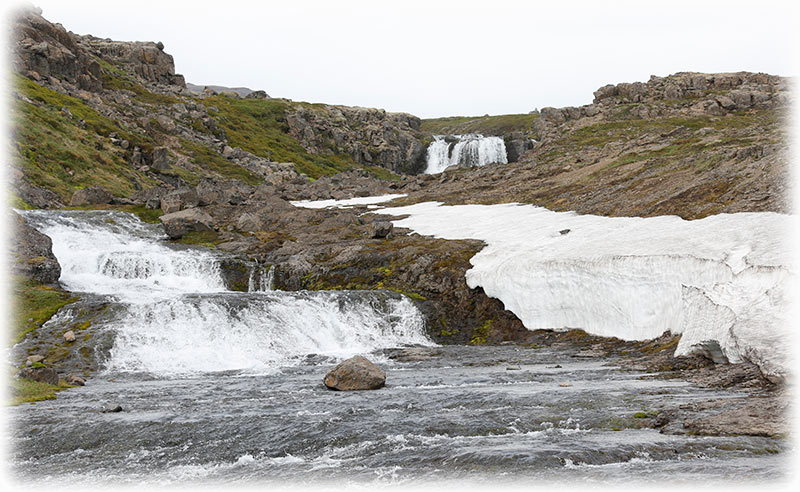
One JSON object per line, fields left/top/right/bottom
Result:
{"left": 6, "top": 0, "right": 799, "bottom": 118}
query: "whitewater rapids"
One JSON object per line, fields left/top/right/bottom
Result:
{"left": 19, "top": 210, "right": 431, "bottom": 376}
{"left": 376, "top": 202, "right": 795, "bottom": 381}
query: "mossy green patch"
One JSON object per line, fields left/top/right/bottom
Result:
{"left": 199, "top": 95, "right": 359, "bottom": 179}
{"left": 10, "top": 275, "right": 77, "bottom": 346}
{"left": 8, "top": 373, "right": 75, "bottom": 405}
{"left": 470, "top": 320, "right": 493, "bottom": 345}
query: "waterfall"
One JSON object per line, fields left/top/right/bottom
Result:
{"left": 19, "top": 210, "right": 432, "bottom": 376}
{"left": 425, "top": 134, "right": 508, "bottom": 174}
{"left": 248, "top": 262, "right": 275, "bottom": 292}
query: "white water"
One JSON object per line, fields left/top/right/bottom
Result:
{"left": 425, "top": 134, "right": 507, "bottom": 174}
{"left": 20, "top": 210, "right": 431, "bottom": 376}
{"left": 375, "top": 202, "right": 795, "bottom": 380}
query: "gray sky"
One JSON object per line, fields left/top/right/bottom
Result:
{"left": 8, "top": 0, "right": 799, "bottom": 118}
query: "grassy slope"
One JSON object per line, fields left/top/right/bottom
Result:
{"left": 421, "top": 113, "right": 538, "bottom": 135}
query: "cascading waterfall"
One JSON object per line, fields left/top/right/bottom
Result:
{"left": 19, "top": 210, "right": 431, "bottom": 376}
{"left": 248, "top": 261, "right": 275, "bottom": 292}
{"left": 425, "top": 134, "right": 508, "bottom": 174}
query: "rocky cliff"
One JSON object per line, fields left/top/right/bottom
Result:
{"left": 9, "top": 7, "right": 431, "bottom": 211}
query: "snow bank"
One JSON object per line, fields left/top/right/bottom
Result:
{"left": 375, "top": 202, "right": 795, "bottom": 381}
{"left": 290, "top": 194, "right": 406, "bottom": 209}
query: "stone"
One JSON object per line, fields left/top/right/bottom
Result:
{"left": 27, "top": 355, "right": 45, "bottom": 365}
{"left": 245, "top": 90, "right": 269, "bottom": 99}
{"left": 18, "top": 366, "right": 59, "bottom": 386}
{"left": 63, "top": 330, "right": 76, "bottom": 342}
{"left": 323, "top": 355, "right": 386, "bottom": 391}
{"left": 101, "top": 403, "right": 123, "bottom": 413}
{"left": 159, "top": 208, "right": 215, "bottom": 239}
{"left": 370, "top": 221, "right": 393, "bottom": 239}
{"left": 160, "top": 189, "right": 199, "bottom": 214}
{"left": 65, "top": 374, "right": 85, "bottom": 386}
{"left": 70, "top": 185, "right": 112, "bottom": 206}
{"left": 151, "top": 147, "right": 172, "bottom": 172}
{"left": 11, "top": 214, "right": 62, "bottom": 284}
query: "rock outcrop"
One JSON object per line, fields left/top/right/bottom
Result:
{"left": 286, "top": 106, "right": 428, "bottom": 175}
{"left": 323, "top": 355, "right": 386, "bottom": 391}
{"left": 11, "top": 214, "right": 62, "bottom": 284}
{"left": 159, "top": 208, "right": 215, "bottom": 239}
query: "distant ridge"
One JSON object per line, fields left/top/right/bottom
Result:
{"left": 185, "top": 82, "right": 263, "bottom": 98}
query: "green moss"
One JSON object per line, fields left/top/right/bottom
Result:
{"left": 174, "top": 230, "right": 222, "bottom": 247}
{"left": 10, "top": 276, "right": 77, "bottom": 346}
{"left": 470, "top": 320, "right": 493, "bottom": 345}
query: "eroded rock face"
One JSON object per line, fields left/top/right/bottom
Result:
{"left": 11, "top": 214, "right": 62, "bottom": 284}
{"left": 323, "top": 355, "right": 386, "bottom": 391}
{"left": 286, "top": 106, "right": 427, "bottom": 175}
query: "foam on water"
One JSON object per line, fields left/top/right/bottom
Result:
{"left": 375, "top": 202, "right": 795, "bottom": 380}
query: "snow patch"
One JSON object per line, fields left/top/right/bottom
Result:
{"left": 375, "top": 202, "right": 795, "bottom": 380}
{"left": 290, "top": 194, "right": 406, "bottom": 209}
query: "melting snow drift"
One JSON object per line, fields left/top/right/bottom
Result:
{"left": 376, "top": 202, "right": 795, "bottom": 382}
{"left": 290, "top": 194, "right": 406, "bottom": 209}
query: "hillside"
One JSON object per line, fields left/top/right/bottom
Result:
{"left": 407, "top": 72, "right": 791, "bottom": 219}
{"left": 7, "top": 6, "right": 793, "bottom": 393}
{"left": 9, "top": 8, "right": 427, "bottom": 209}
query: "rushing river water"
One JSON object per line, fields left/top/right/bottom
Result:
{"left": 9, "top": 210, "right": 789, "bottom": 487}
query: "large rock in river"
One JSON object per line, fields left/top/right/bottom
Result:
{"left": 323, "top": 355, "right": 386, "bottom": 391}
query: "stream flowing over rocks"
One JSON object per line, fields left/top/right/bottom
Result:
{"left": 9, "top": 206, "right": 791, "bottom": 487}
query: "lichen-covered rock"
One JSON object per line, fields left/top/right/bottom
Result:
{"left": 323, "top": 355, "right": 386, "bottom": 391}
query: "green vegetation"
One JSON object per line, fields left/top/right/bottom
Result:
{"left": 10, "top": 275, "right": 77, "bottom": 346}
{"left": 13, "top": 73, "right": 157, "bottom": 200}
{"left": 179, "top": 138, "right": 262, "bottom": 185}
{"left": 421, "top": 113, "right": 539, "bottom": 135}
{"left": 199, "top": 95, "right": 360, "bottom": 179}
{"left": 98, "top": 58, "right": 180, "bottom": 105}
{"left": 8, "top": 374, "right": 74, "bottom": 405}
{"left": 174, "top": 230, "right": 223, "bottom": 247}
{"left": 470, "top": 320, "right": 493, "bottom": 345}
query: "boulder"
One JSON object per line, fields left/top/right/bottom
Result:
{"left": 160, "top": 188, "right": 199, "bottom": 214}
{"left": 63, "top": 330, "right": 76, "bottom": 342}
{"left": 323, "top": 355, "right": 386, "bottom": 391}
{"left": 18, "top": 366, "right": 59, "bottom": 385}
{"left": 245, "top": 90, "right": 269, "bottom": 99}
{"left": 370, "top": 221, "right": 393, "bottom": 239}
{"left": 69, "top": 185, "right": 112, "bottom": 206}
{"left": 11, "top": 215, "right": 62, "bottom": 284}
{"left": 159, "top": 208, "right": 215, "bottom": 239}
{"left": 150, "top": 147, "right": 172, "bottom": 172}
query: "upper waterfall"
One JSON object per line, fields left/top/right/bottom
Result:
{"left": 425, "top": 134, "right": 507, "bottom": 174}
